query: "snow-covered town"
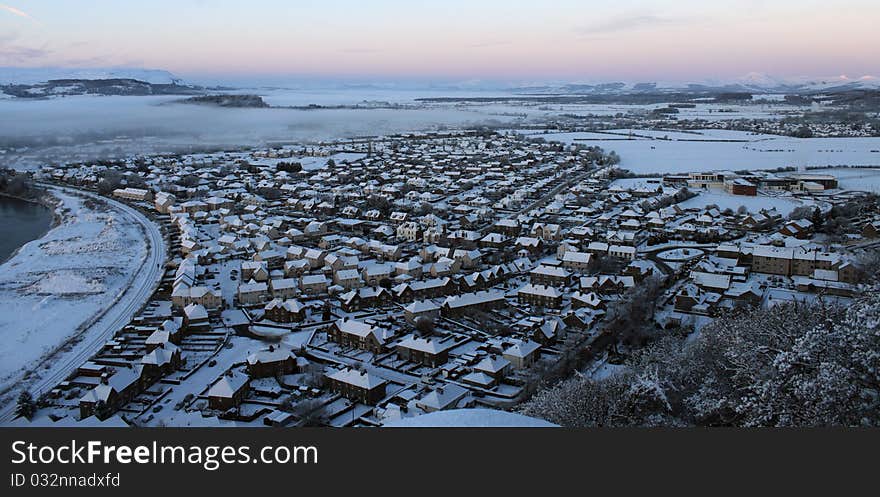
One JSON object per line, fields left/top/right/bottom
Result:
{"left": 5, "top": 2, "right": 880, "bottom": 493}
{"left": 3, "top": 127, "right": 875, "bottom": 427}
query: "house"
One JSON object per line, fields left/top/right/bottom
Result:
{"left": 518, "top": 284, "right": 563, "bottom": 308}
{"left": 530, "top": 265, "right": 571, "bottom": 287}
{"left": 580, "top": 275, "right": 635, "bottom": 294}
{"left": 586, "top": 241, "right": 609, "bottom": 255}
{"left": 752, "top": 245, "right": 794, "bottom": 275}
{"left": 238, "top": 280, "right": 270, "bottom": 306}
{"left": 502, "top": 340, "right": 541, "bottom": 369}
{"left": 395, "top": 259, "right": 424, "bottom": 279}
{"left": 608, "top": 245, "right": 636, "bottom": 260}
{"left": 514, "top": 236, "right": 543, "bottom": 256}
{"left": 183, "top": 303, "right": 209, "bottom": 329}
{"left": 300, "top": 274, "right": 329, "bottom": 295}
{"left": 480, "top": 232, "right": 509, "bottom": 250}
{"left": 113, "top": 187, "right": 153, "bottom": 202}
{"left": 140, "top": 343, "right": 184, "bottom": 380}
{"left": 561, "top": 251, "right": 592, "bottom": 272}
{"left": 461, "top": 371, "right": 497, "bottom": 389}
{"left": 531, "top": 317, "right": 568, "bottom": 344}
{"left": 742, "top": 213, "right": 770, "bottom": 229}
{"left": 474, "top": 355, "right": 511, "bottom": 380}
{"left": 780, "top": 219, "right": 814, "bottom": 239}
{"left": 188, "top": 286, "right": 222, "bottom": 310}
{"left": 333, "top": 268, "right": 364, "bottom": 290}
{"left": 403, "top": 300, "right": 442, "bottom": 325}
{"left": 269, "top": 278, "right": 299, "bottom": 300}
{"left": 625, "top": 260, "right": 656, "bottom": 281}
{"left": 207, "top": 371, "right": 250, "bottom": 410}
{"left": 396, "top": 334, "right": 455, "bottom": 367}
{"left": 241, "top": 261, "right": 269, "bottom": 282}
{"left": 79, "top": 366, "right": 145, "bottom": 419}
{"left": 690, "top": 271, "right": 732, "bottom": 292}
{"left": 493, "top": 218, "right": 521, "bottom": 237}
{"left": 154, "top": 192, "right": 176, "bottom": 213}
{"left": 145, "top": 319, "right": 183, "bottom": 351}
{"left": 362, "top": 263, "right": 394, "bottom": 286}
{"left": 246, "top": 347, "right": 299, "bottom": 378}
{"left": 263, "top": 298, "right": 305, "bottom": 323}
{"left": 396, "top": 222, "right": 421, "bottom": 242}
{"left": 862, "top": 221, "right": 880, "bottom": 238}
{"left": 571, "top": 291, "right": 604, "bottom": 310}
{"left": 415, "top": 384, "right": 468, "bottom": 413}
{"left": 441, "top": 290, "right": 506, "bottom": 317}
{"left": 674, "top": 284, "right": 721, "bottom": 315}
{"left": 326, "top": 368, "right": 387, "bottom": 405}
{"left": 338, "top": 287, "right": 392, "bottom": 312}
{"left": 328, "top": 318, "right": 389, "bottom": 353}
{"left": 530, "top": 223, "right": 562, "bottom": 241}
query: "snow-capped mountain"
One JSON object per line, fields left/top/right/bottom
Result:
{"left": 728, "top": 73, "right": 880, "bottom": 92}
{"left": 508, "top": 73, "right": 880, "bottom": 95}
{"left": 0, "top": 67, "right": 185, "bottom": 85}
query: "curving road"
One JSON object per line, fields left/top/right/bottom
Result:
{"left": 0, "top": 185, "right": 166, "bottom": 424}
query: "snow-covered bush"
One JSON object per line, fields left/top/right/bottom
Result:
{"left": 520, "top": 286, "right": 880, "bottom": 427}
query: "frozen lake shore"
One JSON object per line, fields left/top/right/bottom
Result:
{"left": 0, "top": 186, "right": 162, "bottom": 411}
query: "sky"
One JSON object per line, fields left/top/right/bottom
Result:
{"left": 1, "top": 0, "right": 879, "bottom": 85}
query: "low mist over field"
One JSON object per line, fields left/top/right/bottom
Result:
{"left": 0, "top": 91, "right": 521, "bottom": 169}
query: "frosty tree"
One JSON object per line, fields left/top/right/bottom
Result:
{"left": 521, "top": 285, "right": 880, "bottom": 427}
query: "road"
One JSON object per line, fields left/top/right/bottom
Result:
{"left": 0, "top": 185, "right": 166, "bottom": 424}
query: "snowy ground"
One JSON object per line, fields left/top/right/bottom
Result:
{"left": 298, "top": 152, "right": 368, "bottom": 171}
{"left": 519, "top": 130, "right": 880, "bottom": 174}
{"left": 678, "top": 188, "right": 807, "bottom": 215}
{"left": 0, "top": 188, "right": 148, "bottom": 399}
{"left": 657, "top": 248, "right": 705, "bottom": 261}
{"left": 808, "top": 167, "right": 880, "bottom": 193}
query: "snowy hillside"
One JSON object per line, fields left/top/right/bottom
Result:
{"left": 0, "top": 67, "right": 185, "bottom": 85}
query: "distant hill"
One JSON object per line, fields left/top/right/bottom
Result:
{"left": 0, "top": 67, "right": 204, "bottom": 99}
{"left": 0, "top": 78, "right": 202, "bottom": 98}
{"left": 174, "top": 94, "right": 269, "bottom": 108}
{"left": 0, "top": 67, "right": 185, "bottom": 85}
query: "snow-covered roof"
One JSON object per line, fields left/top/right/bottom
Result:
{"left": 327, "top": 368, "right": 386, "bottom": 390}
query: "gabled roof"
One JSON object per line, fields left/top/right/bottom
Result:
{"left": 207, "top": 372, "right": 249, "bottom": 399}
{"left": 327, "top": 368, "right": 387, "bottom": 390}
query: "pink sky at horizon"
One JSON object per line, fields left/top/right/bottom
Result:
{"left": 1, "top": 1, "right": 878, "bottom": 83}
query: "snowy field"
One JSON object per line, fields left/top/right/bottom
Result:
{"left": 520, "top": 130, "right": 880, "bottom": 174}
{"left": 250, "top": 152, "right": 367, "bottom": 171}
{"left": 678, "top": 188, "right": 809, "bottom": 215}
{"left": 808, "top": 167, "right": 880, "bottom": 193}
{"left": 0, "top": 189, "right": 147, "bottom": 394}
{"left": 299, "top": 152, "right": 367, "bottom": 170}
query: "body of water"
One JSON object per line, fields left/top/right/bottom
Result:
{"left": 0, "top": 195, "right": 53, "bottom": 262}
